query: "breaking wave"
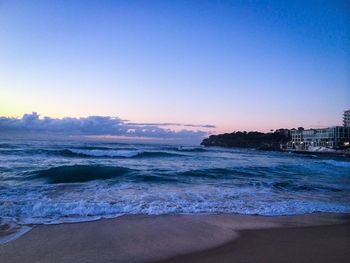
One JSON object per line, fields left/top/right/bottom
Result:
{"left": 32, "top": 165, "right": 133, "bottom": 184}
{"left": 63, "top": 149, "right": 184, "bottom": 158}
{"left": 0, "top": 148, "right": 186, "bottom": 158}
{"left": 176, "top": 146, "right": 207, "bottom": 152}
{"left": 65, "top": 149, "right": 143, "bottom": 158}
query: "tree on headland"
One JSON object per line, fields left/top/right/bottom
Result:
{"left": 201, "top": 129, "right": 291, "bottom": 150}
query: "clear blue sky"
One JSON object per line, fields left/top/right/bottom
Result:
{"left": 1, "top": 0, "right": 349, "bottom": 134}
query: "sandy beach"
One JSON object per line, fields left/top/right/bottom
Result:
{"left": 162, "top": 220, "right": 350, "bottom": 263}
{"left": 0, "top": 213, "right": 349, "bottom": 263}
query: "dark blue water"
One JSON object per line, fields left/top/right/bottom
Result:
{"left": 1, "top": 139, "right": 350, "bottom": 230}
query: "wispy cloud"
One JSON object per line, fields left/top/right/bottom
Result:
{"left": 126, "top": 122, "right": 216, "bottom": 129}
{"left": 183, "top": 124, "right": 216, "bottom": 128}
{"left": 0, "top": 113, "right": 215, "bottom": 141}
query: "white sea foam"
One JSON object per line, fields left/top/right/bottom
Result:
{"left": 0, "top": 218, "right": 32, "bottom": 245}
{"left": 177, "top": 146, "right": 204, "bottom": 151}
{"left": 1, "top": 182, "right": 349, "bottom": 228}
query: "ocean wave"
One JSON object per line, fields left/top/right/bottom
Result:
{"left": 25, "top": 165, "right": 270, "bottom": 185}
{"left": 178, "top": 168, "right": 254, "bottom": 179}
{"left": 0, "top": 143, "right": 19, "bottom": 149}
{"left": 138, "top": 151, "right": 184, "bottom": 158}
{"left": 139, "top": 174, "right": 179, "bottom": 183}
{"left": 67, "top": 149, "right": 143, "bottom": 157}
{"left": 176, "top": 146, "right": 207, "bottom": 152}
{"left": 62, "top": 149, "right": 184, "bottom": 158}
{"left": 31, "top": 166, "right": 247, "bottom": 185}
{"left": 1, "top": 184, "right": 349, "bottom": 228}
{"left": 272, "top": 181, "right": 343, "bottom": 193}
{"left": 318, "top": 160, "right": 350, "bottom": 168}
{"left": 0, "top": 148, "right": 185, "bottom": 158}
{"left": 31, "top": 165, "right": 133, "bottom": 184}
{"left": 71, "top": 146, "right": 116, "bottom": 150}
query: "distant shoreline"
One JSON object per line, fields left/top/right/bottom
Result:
{"left": 283, "top": 149, "right": 350, "bottom": 158}
{"left": 200, "top": 129, "right": 350, "bottom": 156}
{"left": 202, "top": 144, "right": 350, "bottom": 158}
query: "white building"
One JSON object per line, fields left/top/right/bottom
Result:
{"left": 286, "top": 110, "right": 350, "bottom": 150}
{"left": 287, "top": 126, "right": 350, "bottom": 150}
{"left": 344, "top": 109, "right": 350, "bottom": 127}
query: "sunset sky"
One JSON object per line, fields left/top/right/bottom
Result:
{"left": 0, "top": 0, "right": 349, "bottom": 141}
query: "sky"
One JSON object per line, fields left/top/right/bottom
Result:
{"left": 0, "top": 0, "right": 349, "bottom": 142}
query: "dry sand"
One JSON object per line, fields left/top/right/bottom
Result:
{"left": 0, "top": 213, "right": 349, "bottom": 263}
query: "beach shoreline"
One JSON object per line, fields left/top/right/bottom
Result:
{"left": 1, "top": 213, "right": 349, "bottom": 263}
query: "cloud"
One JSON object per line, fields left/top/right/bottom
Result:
{"left": 126, "top": 122, "right": 216, "bottom": 129}
{"left": 183, "top": 124, "right": 216, "bottom": 128}
{"left": 0, "top": 113, "right": 214, "bottom": 141}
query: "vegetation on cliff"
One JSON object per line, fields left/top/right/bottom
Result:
{"left": 201, "top": 130, "right": 291, "bottom": 150}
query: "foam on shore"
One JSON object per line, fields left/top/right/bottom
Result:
{"left": 0, "top": 219, "right": 31, "bottom": 245}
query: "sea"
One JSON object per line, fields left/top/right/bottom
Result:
{"left": 1, "top": 138, "right": 350, "bottom": 242}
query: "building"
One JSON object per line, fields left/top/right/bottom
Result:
{"left": 344, "top": 109, "right": 350, "bottom": 127}
{"left": 286, "top": 110, "right": 350, "bottom": 150}
{"left": 287, "top": 126, "right": 350, "bottom": 150}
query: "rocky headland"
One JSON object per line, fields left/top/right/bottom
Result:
{"left": 201, "top": 130, "right": 290, "bottom": 151}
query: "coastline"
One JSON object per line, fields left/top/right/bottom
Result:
{"left": 284, "top": 149, "right": 350, "bottom": 158}
{"left": 1, "top": 213, "right": 349, "bottom": 263}
{"left": 202, "top": 145, "right": 350, "bottom": 158}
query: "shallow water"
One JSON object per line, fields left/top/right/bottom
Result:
{"left": 0, "top": 138, "right": 349, "bottom": 229}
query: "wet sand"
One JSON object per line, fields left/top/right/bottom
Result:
{"left": 0, "top": 213, "right": 349, "bottom": 263}
{"left": 161, "top": 222, "right": 350, "bottom": 263}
